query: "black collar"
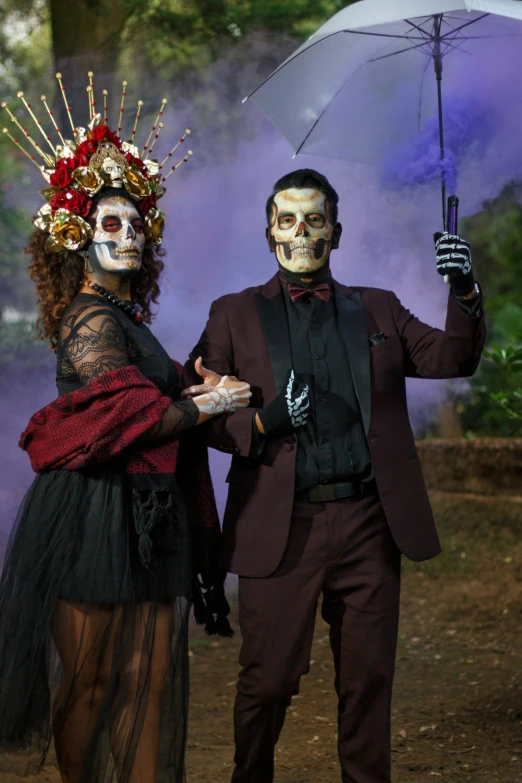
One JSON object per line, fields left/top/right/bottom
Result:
{"left": 277, "top": 262, "right": 331, "bottom": 289}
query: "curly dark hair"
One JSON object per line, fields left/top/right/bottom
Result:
{"left": 26, "top": 190, "right": 165, "bottom": 351}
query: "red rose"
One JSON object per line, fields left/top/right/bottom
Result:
{"left": 77, "top": 139, "right": 97, "bottom": 156}
{"left": 125, "top": 152, "right": 146, "bottom": 171}
{"left": 73, "top": 153, "right": 90, "bottom": 168}
{"left": 90, "top": 125, "right": 109, "bottom": 143}
{"left": 55, "top": 157, "right": 75, "bottom": 170}
{"left": 107, "top": 130, "right": 122, "bottom": 148}
{"left": 138, "top": 194, "right": 157, "bottom": 217}
{"left": 50, "top": 166, "right": 73, "bottom": 188}
{"left": 90, "top": 125, "right": 122, "bottom": 148}
{"left": 50, "top": 189, "right": 93, "bottom": 217}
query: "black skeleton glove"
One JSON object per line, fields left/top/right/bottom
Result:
{"left": 434, "top": 232, "right": 476, "bottom": 297}
{"left": 257, "top": 370, "right": 310, "bottom": 437}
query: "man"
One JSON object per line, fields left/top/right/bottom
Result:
{"left": 181, "top": 169, "right": 485, "bottom": 783}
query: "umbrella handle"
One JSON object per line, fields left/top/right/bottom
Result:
{"left": 444, "top": 195, "right": 459, "bottom": 284}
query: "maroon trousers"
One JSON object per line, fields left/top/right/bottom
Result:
{"left": 232, "top": 490, "right": 401, "bottom": 783}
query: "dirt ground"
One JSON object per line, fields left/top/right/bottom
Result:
{"left": 0, "top": 490, "right": 521, "bottom": 783}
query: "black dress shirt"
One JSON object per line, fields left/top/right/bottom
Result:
{"left": 280, "top": 275, "right": 373, "bottom": 493}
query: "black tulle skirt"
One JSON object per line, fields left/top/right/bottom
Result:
{"left": 0, "top": 463, "right": 192, "bottom": 783}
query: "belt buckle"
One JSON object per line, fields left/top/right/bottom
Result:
{"left": 311, "top": 483, "right": 335, "bottom": 502}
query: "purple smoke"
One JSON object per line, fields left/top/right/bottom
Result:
{"left": 3, "top": 26, "right": 522, "bottom": 542}
{"left": 381, "top": 96, "right": 494, "bottom": 195}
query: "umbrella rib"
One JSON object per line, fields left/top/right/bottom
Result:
{"left": 344, "top": 30, "right": 430, "bottom": 41}
{"left": 440, "top": 12, "right": 489, "bottom": 38}
{"left": 245, "top": 28, "right": 424, "bottom": 102}
{"left": 368, "top": 39, "right": 440, "bottom": 63}
{"left": 417, "top": 55, "right": 431, "bottom": 132}
{"left": 246, "top": 30, "right": 352, "bottom": 100}
{"left": 292, "top": 32, "right": 377, "bottom": 158}
{"left": 404, "top": 18, "right": 437, "bottom": 39}
{"left": 442, "top": 38, "right": 473, "bottom": 56}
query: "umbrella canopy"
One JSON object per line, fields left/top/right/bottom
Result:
{"left": 245, "top": 0, "right": 522, "bottom": 224}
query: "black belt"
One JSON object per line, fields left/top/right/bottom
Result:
{"left": 295, "top": 479, "right": 377, "bottom": 503}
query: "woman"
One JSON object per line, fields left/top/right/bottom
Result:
{"left": 0, "top": 80, "right": 250, "bottom": 783}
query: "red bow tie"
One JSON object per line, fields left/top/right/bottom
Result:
{"left": 279, "top": 276, "right": 331, "bottom": 303}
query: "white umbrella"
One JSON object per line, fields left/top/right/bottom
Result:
{"left": 245, "top": 0, "right": 522, "bottom": 231}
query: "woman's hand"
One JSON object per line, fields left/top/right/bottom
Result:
{"left": 183, "top": 357, "right": 251, "bottom": 423}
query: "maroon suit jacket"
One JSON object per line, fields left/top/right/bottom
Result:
{"left": 181, "top": 274, "right": 486, "bottom": 577}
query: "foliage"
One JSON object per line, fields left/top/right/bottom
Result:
{"left": 448, "top": 184, "right": 522, "bottom": 437}
{"left": 483, "top": 344, "right": 522, "bottom": 429}
{"left": 0, "top": 0, "right": 52, "bottom": 93}
{"left": 0, "top": 141, "right": 35, "bottom": 311}
{"left": 461, "top": 182, "right": 522, "bottom": 339}
{"left": 120, "top": 0, "right": 350, "bottom": 70}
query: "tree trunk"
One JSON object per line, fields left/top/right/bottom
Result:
{"left": 49, "top": 0, "right": 131, "bottom": 131}
{"left": 436, "top": 401, "right": 464, "bottom": 438}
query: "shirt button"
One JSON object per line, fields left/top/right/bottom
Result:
{"left": 315, "top": 354, "right": 321, "bottom": 360}
{"left": 319, "top": 395, "right": 325, "bottom": 402}
{"left": 322, "top": 437, "right": 328, "bottom": 443}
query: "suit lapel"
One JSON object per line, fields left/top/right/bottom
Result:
{"left": 333, "top": 281, "right": 372, "bottom": 436}
{"left": 255, "top": 275, "right": 292, "bottom": 394}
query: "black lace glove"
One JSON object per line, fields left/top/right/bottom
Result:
{"left": 434, "top": 232, "right": 475, "bottom": 297}
{"left": 258, "top": 370, "right": 310, "bottom": 437}
{"left": 192, "top": 570, "right": 233, "bottom": 638}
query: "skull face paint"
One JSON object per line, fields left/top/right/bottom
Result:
{"left": 269, "top": 188, "right": 335, "bottom": 273}
{"left": 88, "top": 195, "right": 145, "bottom": 276}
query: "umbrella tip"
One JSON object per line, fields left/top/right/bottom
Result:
{"left": 242, "top": 96, "right": 248, "bottom": 104}
{"left": 292, "top": 153, "right": 297, "bottom": 159}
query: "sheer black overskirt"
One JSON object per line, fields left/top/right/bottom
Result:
{"left": 0, "top": 464, "right": 191, "bottom": 783}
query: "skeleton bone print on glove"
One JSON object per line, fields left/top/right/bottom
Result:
{"left": 286, "top": 370, "right": 310, "bottom": 427}
{"left": 257, "top": 369, "right": 310, "bottom": 437}
{"left": 194, "top": 376, "right": 251, "bottom": 416}
{"left": 435, "top": 233, "right": 472, "bottom": 277}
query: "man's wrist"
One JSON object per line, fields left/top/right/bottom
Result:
{"left": 456, "top": 282, "right": 480, "bottom": 300}
{"left": 254, "top": 412, "right": 265, "bottom": 435}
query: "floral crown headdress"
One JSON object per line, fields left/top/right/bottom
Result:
{"left": 2, "top": 71, "right": 192, "bottom": 253}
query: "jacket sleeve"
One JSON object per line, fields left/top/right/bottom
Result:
{"left": 390, "top": 287, "right": 487, "bottom": 379}
{"left": 180, "top": 297, "right": 257, "bottom": 457}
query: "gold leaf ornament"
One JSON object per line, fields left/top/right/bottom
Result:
{"left": 143, "top": 159, "right": 159, "bottom": 178}
{"left": 33, "top": 203, "right": 53, "bottom": 231}
{"left": 44, "top": 208, "right": 93, "bottom": 253}
{"left": 40, "top": 187, "right": 61, "bottom": 203}
{"left": 73, "top": 166, "right": 105, "bottom": 195}
{"left": 123, "top": 168, "right": 151, "bottom": 200}
{"left": 121, "top": 141, "right": 141, "bottom": 158}
{"left": 144, "top": 208, "right": 164, "bottom": 245}
{"left": 74, "top": 126, "right": 89, "bottom": 145}
{"left": 56, "top": 141, "right": 78, "bottom": 159}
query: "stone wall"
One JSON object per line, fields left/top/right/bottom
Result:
{"left": 416, "top": 438, "right": 522, "bottom": 496}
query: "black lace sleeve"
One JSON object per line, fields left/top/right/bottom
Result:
{"left": 60, "top": 303, "right": 131, "bottom": 384}
{"left": 137, "top": 399, "right": 200, "bottom": 443}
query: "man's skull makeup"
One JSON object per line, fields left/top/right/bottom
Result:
{"left": 269, "top": 188, "right": 336, "bottom": 273}
{"left": 88, "top": 195, "right": 145, "bottom": 275}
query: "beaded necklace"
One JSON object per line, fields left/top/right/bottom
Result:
{"left": 87, "top": 282, "right": 144, "bottom": 324}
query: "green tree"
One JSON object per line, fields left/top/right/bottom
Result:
{"left": 447, "top": 184, "right": 522, "bottom": 437}
{"left": 461, "top": 182, "right": 522, "bottom": 344}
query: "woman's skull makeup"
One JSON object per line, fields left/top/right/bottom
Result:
{"left": 88, "top": 195, "right": 145, "bottom": 276}
{"left": 268, "top": 188, "right": 336, "bottom": 273}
